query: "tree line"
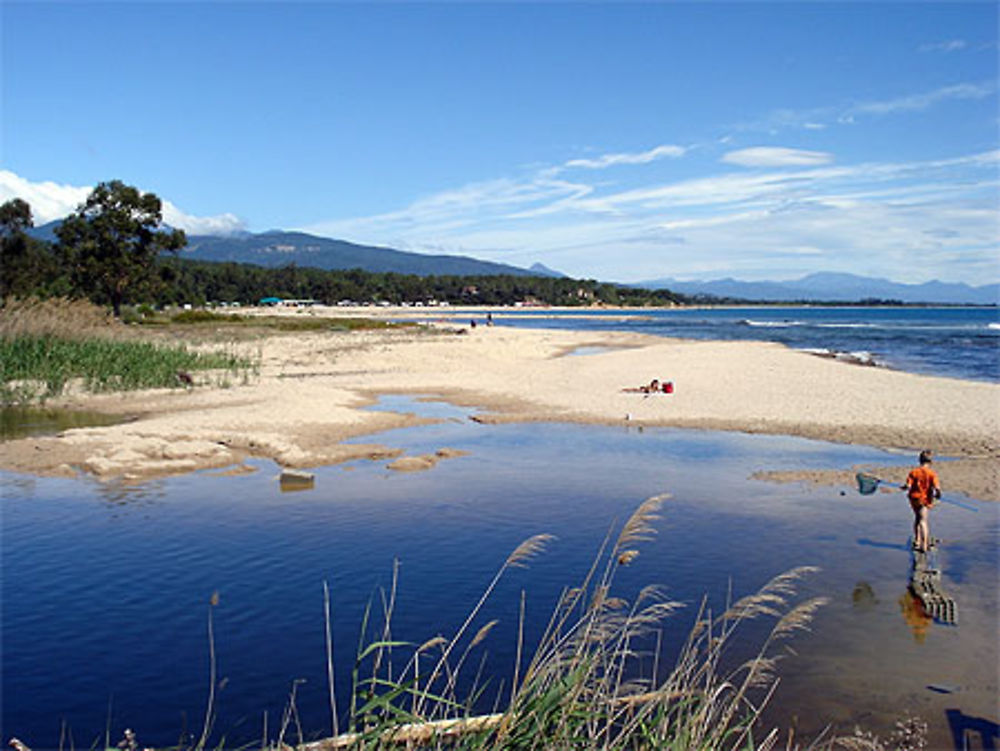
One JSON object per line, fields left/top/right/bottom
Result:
{"left": 1, "top": 181, "right": 692, "bottom": 313}
{"left": 154, "top": 258, "right": 691, "bottom": 308}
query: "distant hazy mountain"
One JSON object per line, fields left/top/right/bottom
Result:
{"left": 30, "top": 223, "right": 547, "bottom": 278}
{"left": 27, "top": 221, "right": 60, "bottom": 243}
{"left": 179, "top": 231, "right": 549, "bottom": 277}
{"left": 639, "top": 272, "right": 999, "bottom": 305}
{"left": 528, "top": 262, "right": 567, "bottom": 278}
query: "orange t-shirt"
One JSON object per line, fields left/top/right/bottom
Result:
{"left": 906, "top": 465, "right": 940, "bottom": 507}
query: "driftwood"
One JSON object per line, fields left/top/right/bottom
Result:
{"left": 295, "top": 690, "right": 682, "bottom": 749}
{"left": 297, "top": 713, "right": 503, "bottom": 750}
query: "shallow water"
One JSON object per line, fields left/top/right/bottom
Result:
{"left": 2, "top": 397, "right": 997, "bottom": 749}
{"left": 0, "top": 406, "right": 128, "bottom": 440}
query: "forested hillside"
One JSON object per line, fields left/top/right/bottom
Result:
{"left": 156, "top": 257, "right": 686, "bottom": 307}
{"left": 2, "top": 192, "right": 687, "bottom": 310}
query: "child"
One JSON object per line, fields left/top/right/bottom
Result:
{"left": 903, "top": 450, "right": 941, "bottom": 552}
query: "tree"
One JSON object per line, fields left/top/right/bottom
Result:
{"left": 0, "top": 198, "right": 64, "bottom": 300}
{"left": 0, "top": 198, "right": 34, "bottom": 300}
{"left": 56, "top": 180, "right": 186, "bottom": 316}
{"left": 0, "top": 197, "right": 32, "bottom": 236}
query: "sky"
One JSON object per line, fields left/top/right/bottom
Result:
{"left": 2, "top": 2, "right": 998, "bottom": 285}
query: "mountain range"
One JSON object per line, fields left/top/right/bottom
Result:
{"left": 181, "top": 230, "right": 550, "bottom": 277}
{"left": 27, "top": 222, "right": 995, "bottom": 304}
{"left": 637, "top": 272, "right": 999, "bottom": 305}
{"left": 29, "top": 222, "right": 549, "bottom": 278}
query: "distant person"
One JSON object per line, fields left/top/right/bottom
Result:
{"left": 903, "top": 450, "right": 941, "bottom": 552}
{"left": 486, "top": 312, "right": 493, "bottom": 326}
{"left": 622, "top": 379, "right": 660, "bottom": 394}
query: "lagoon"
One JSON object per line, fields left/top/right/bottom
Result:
{"left": 2, "top": 396, "right": 996, "bottom": 749}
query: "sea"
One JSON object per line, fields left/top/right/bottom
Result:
{"left": 2, "top": 306, "right": 998, "bottom": 749}
{"left": 484, "top": 306, "right": 1000, "bottom": 382}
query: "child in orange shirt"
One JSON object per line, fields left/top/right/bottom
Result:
{"left": 903, "top": 450, "right": 941, "bottom": 553}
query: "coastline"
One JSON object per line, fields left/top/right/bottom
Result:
{"left": 1, "top": 313, "right": 997, "bottom": 500}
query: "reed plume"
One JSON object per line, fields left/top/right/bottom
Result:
{"left": 314, "top": 493, "right": 834, "bottom": 750}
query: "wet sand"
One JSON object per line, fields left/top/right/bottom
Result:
{"left": 0, "top": 309, "right": 997, "bottom": 500}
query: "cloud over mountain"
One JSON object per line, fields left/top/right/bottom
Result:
{"left": 0, "top": 171, "right": 246, "bottom": 236}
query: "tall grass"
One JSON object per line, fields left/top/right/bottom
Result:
{"left": 0, "top": 335, "right": 250, "bottom": 404}
{"left": 0, "top": 297, "right": 121, "bottom": 340}
{"left": 1, "top": 298, "right": 253, "bottom": 405}
{"left": 308, "top": 494, "right": 832, "bottom": 750}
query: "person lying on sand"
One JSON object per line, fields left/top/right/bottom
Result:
{"left": 622, "top": 379, "right": 671, "bottom": 394}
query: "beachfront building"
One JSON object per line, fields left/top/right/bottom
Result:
{"left": 258, "top": 297, "right": 318, "bottom": 307}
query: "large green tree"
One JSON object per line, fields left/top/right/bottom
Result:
{"left": 0, "top": 198, "right": 63, "bottom": 300}
{"left": 56, "top": 180, "right": 186, "bottom": 315}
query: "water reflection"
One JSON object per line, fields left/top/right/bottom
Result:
{"left": 279, "top": 469, "right": 316, "bottom": 492}
{"left": 851, "top": 581, "right": 878, "bottom": 612}
{"left": 865, "top": 547, "right": 960, "bottom": 644}
{"left": 904, "top": 549, "right": 957, "bottom": 631}
{"left": 93, "top": 476, "right": 169, "bottom": 508}
{"left": 898, "top": 590, "right": 933, "bottom": 644}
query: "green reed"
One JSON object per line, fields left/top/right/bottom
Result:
{"left": 310, "top": 494, "right": 836, "bottom": 751}
{"left": 0, "top": 334, "right": 251, "bottom": 405}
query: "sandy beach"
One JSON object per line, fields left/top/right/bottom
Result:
{"left": 1, "top": 308, "right": 997, "bottom": 500}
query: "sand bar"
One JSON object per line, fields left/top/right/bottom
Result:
{"left": 1, "top": 311, "right": 997, "bottom": 500}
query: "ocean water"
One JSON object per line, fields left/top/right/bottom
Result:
{"left": 3, "top": 397, "right": 997, "bottom": 749}
{"left": 485, "top": 306, "right": 1000, "bottom": 382}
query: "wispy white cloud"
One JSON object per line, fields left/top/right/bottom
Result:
{"left": 721, "top": 147, "right": 834, "bottom": 168}
{"left": 919, "top": 39, "right": 967, "bottom": 53}
{"left": 303, "top": 149, "right": 999, "bottom": 284}
{"left": 304, "top": 173, "right": 592, "bottom": 239}
{"left": 563, "top": 144, "right": 686, "bottom": 170}
{"left": 0, "top": 171, "right": 246, "bottom": 235}
{"left": 732, "top": 80, "right": 998, "bottom": 134}
{"left": 851, "top": 82, "right": 996, "bottom": 115}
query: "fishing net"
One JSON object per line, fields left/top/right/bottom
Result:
{"left": 856, "top": 473, "right": 881, "bottom": 495}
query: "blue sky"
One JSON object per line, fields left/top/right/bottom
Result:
{"left": 2, "top": 2, "right": 997, "bottom": 284}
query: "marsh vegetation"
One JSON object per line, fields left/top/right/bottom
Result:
{"left": 0, "top": 298, "right": 253, "bottom": 405}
